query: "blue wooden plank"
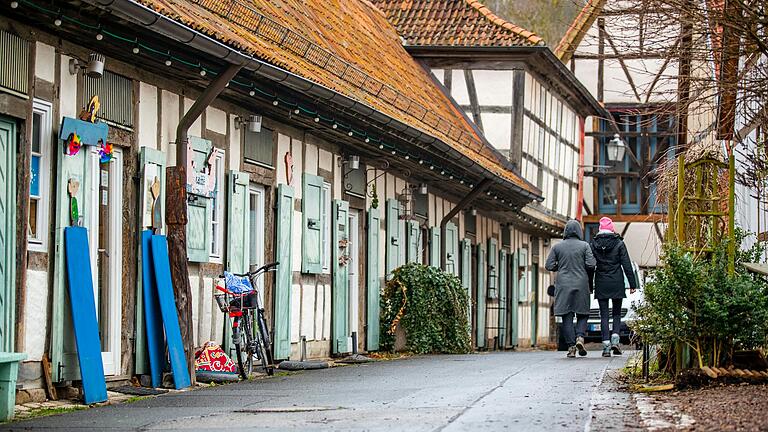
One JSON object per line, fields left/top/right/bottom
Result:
{"left": 63, "top": 227, "right": 107, "bottom": 404}
{"left": 141, "top": 230, "right": 165, "bottom": 388}
{"left": 150, "top": 235, "right": 191, "bottom": 390}
{"left": 58, "top": 117, "right": 109, "bottom": 146}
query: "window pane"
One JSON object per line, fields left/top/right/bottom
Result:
{"left": 601, "top": 178, "right": 618, "bottom": 207}
{"left": 345, "top": 162, "right": 366, "bottom": 197}
{"left": 30, "top": 155, "right": 40, "bottom": 197}
{"left": 28, "top": 198, "right": 38, "bottom": 239}
{"left": 249, "top": 192, "right": 259, "bottom": 267}
{"left": 31, "top": 112, "right": 41, "bottom": 154}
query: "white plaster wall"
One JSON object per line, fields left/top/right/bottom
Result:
{"left": 301, "top": 284, "right": 316, "bottom": 340}
{"left": 24, "top": 270, "right": 48, "bottom": 361}
{"left": 199, "top": 277, "right": 214, "bottom": 344}
{"left": 183, "top": 98, "right": 202, "bottom": 138}
{"left": 138, "top": 83, "right": 157, "bottom": 150}
{"left": 290, "top": 284, "right": 301, "bottom": 344}
{"left": 228, "top": 115, "right": 241, "bottom": 171}
{"left": 34, "top": 42, "right": 55, "bottom": 82}
{"left": 206, "top": 107, "right": 227, "bottom": 135}
{"left": 189, "top": 275, "right": 200, "bottom": 346}
{"left": 276, "top": 133, "right": 291, "bottom": 186}
{"left": 304, "top": 143, "right": 318, "bottom": 176}
{"left": 160, "top": 90, "right": 179, "bottom": 166}
{"left": 59, "top": 55, "right": 77, "bottom": 118}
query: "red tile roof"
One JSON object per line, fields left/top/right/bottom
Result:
{"left": 371, "top": 0, "right": 543, "bottom": 47}
{"left": 554, "top": 0, "right": 606, "bottom": 63}
{"left": 135, "top": 0, "right": 538, "bottom": 195}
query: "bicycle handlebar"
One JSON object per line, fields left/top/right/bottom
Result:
{"left": 219, "top": 261, "right": 280, "bottom": 279}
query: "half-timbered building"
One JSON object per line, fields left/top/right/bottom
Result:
{"left": 0, "top": 0, "right": 565, "bottom": 401}
{"left": 374, "top": 0, "right": 606, "bottom": 348}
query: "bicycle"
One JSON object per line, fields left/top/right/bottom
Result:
{"left": 215, "top": 262, "right": 278, "bottom": 379}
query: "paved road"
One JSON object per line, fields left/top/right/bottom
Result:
{"left": 4, "top": 350, "right": 630, "bottom": 431}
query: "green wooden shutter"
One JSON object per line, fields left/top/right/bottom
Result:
{"left": 385, "top": 199, "right": 400, "bottom": 277}
{"left": 51, "top": 129, "right": 92, "bottom": 382}
{"left": 429, "top": 227, "right": 441, "bottom": 267}
{"left": 510, "top": 249, "right": 520, "bottom": 347}
{"left": 0, "top": 117, "right": 15, "bottom": 353}
{"left": 518, "top": 248, "right": 528, "bottom": 301}
{"left": 487, "top": 238, "right": 498, "bottom": 299}
{"left": 227, "top": 171, "right": 250, "bottom": 273}
{"left": 366, "top": 207, "right": 381, "bottom": 351}
{"left": 445, "top": 223, "right": 459, "bottom": 276}
{"left": 301, "top": 173, "right": 323, "bottom": 273}
{"left": 187, "top": 137, "right": 213, "bottom": 262}
{"left": 498, "top": 250, "right": 508, "bottom": 349}
{"left": 460, "top": 239, "right": 472, "bottom": 323}
{"left": 274, "top": 184, "right": 294, "bottom": 359}
{"left": 406, "top": 220, "right": 420, "bottom": 264}
{"left": 332, "top": 200, "right": 350, "bottom": 354}
{"left": 135, "top": 147, "right": 166, "bottom": 375}
{"left": 476, "top": 244, "right": 486, "bottom": 348}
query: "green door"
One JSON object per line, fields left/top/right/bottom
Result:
{"left": 445, "top": 223, "right": 459, "bottom": 276}
{"left": 224, "top": 170, "right": 250, "bottom": 353}
{"left": 498, "top": 250, "right": 507, "bottom": 349}
{"left": 274, "top": 184, "right": 294, "bottom": 359}
{"left": 385, "top": 199, "right": 401, "bottom": 277}
{"left": 487, "top": 238, "right": 498, "bottom": 299}
{"left": 476, "top": 244, "right": 486, "bottom": 349}
{"left": 531, "top": 265, "right": 539, "bottom": 347}
{"left": 332, "top": 200, "right": 350, "bottom": 354}
{"left": 429, "top": 227, "right": 441, "bottom": 267}
{"left": 366, "top": 207, "right": 381, "bottom": 351}
{"left": 135, "top": 147, "right": 166, "bottom": 375}
{"left": 510, "top": 250, "right": 519, "bottom": 347}
{"left": 0, "top": 117, "right": 16, "bottom": 353}
{"left": 460, "top": 239, "right": 472, "bottom": 327}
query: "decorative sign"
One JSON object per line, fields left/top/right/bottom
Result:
{"left": 284, "top": 152, "right": 294, "bottom": 186}
{"left": 67, "top": 179, "right": 80, "bottom": 227}
{"left": 185, "top": 137, "right": 217, "bottom": 198}
{"left": 59, "top": 117, "right": 109, "bottom": 148}
{"left": 98, "top": 142, "right": 114, "bottom": 164}
{"left": 65, "top": 132, "right": 82, "bottom": 156}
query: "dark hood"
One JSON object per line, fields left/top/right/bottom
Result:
{"left": 592, "top": 232, "right": 622, "bottom": 250}
{"left": 563, "top": 220, "right": 583, "bottom": 240}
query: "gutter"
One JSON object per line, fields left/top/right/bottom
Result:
{"left": 86, "top": 0, "right": 541, "bottom": 201}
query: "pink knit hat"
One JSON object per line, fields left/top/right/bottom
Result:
{"left": 599, "top": 216, "right": 615, "bottom": 233}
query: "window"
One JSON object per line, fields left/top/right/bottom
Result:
{"left": 0, "top": 30, "right": 29, "bottom": 96}
{"left": 209, "top": 149, "right": 225, "bottom": 261}
{"left": 321, "top": 181, "right": 332, "bottom": 273}
{"left": 28, "top": 99, "right": 52, "bottom": 250}
{"left": 244, "top": 126, "right": 274, "bottom": 167}
{"left": 413, "top": 191, "right": 428, "bottom": 220}
{"left": 465, "top": 211, "right": 476, "bottom": 237}
{"left": 83, "top": 70, "right": 133, "bottom": 127}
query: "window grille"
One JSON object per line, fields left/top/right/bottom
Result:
{"left": 0, "top": 30, "right": 29, "bottom": 95}
{"left": 244, "top": 127, "right": 274, "bottom": 167}
{"left": 83, "top": 70, "right": 133, "bottom": 127}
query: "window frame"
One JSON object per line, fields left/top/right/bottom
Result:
{"left": 209, "top": 149, "right": 226, "bottom": 262}
{"left": 28, "top": 99, "right": 52, "bottom": 251}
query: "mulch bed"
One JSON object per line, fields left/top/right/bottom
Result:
{"left": 650, "top": 383, "right": 768, "bottom": 431}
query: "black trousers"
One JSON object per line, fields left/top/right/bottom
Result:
{"left": 598, "top": 298, "right": 622, "bottom": 342}
{"left": 561, "top": 312, "right": 588, "bottom": 346}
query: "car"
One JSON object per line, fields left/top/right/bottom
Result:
{"left": 555, "top": 261, "right": 643, "bottom": 350}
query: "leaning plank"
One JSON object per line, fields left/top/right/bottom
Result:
{"left": 150, "top": 235, "right": 191, "bottom": 389}
{"left": 40, "top": 355, "right": 57, "bottom": 401}
{"left": 141, "top": 230, "right": 165, "bottom": 388}
{"left": 64, "top": 227, "right": 107, "bottom": 404}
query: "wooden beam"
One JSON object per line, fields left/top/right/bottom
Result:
{"left": 509, "top": 70, "right": 524, "bottom": 169}
{"left": 583, "top": 214, "right": 666, "bottom": 223}
{"left": 464, "top": 70, "right": 484, "bottom": 132}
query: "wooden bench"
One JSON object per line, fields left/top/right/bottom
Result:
{"left": 0, "top": 353, "right": 27, "bottom": 421}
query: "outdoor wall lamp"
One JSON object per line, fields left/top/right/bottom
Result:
{"left": 69, "top": 53, "right": 105, "bottom": 79}
{"left": 418, "top": 183, "right": 428, "bottom": 195}
{"left": 606, "top": 134, "right": 640, "bottom": 165}
{"left": 235, "top": 115, "right": 263, "bottom": 133}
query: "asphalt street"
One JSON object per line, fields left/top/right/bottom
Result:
{"left": 3, "top": 350, "right": 630, "bottom": 432}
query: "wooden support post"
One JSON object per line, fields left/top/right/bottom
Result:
{"left": 728, "top": 153, "right": 736, "bottom": 275}
{"left": 677, "top": 155, "right": 685, "bottom": 245}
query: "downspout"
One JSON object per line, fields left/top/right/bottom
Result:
{"left": 166, "top": 63, "right": 244, "bottom": 383}
{"left": 440, "top": 178, "right": 494, "bottom": 271}
{"left": 576, "top": 116, "right": 586, "bottom": 221}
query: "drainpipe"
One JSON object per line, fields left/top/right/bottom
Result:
{"left": 166, "top": 63, "right": 244, "bottom": 383}
{"left": 440, "top": 178, "right": 494, "bottom": 271}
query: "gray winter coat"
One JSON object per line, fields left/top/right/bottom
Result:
{"left": 545, "top": 220, "right": 596, "bottom": 316}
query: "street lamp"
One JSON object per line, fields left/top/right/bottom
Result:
{"left": 606, "top": 134, "right": 626, "bottom": 163}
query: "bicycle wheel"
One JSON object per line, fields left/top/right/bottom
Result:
{"left": 256, "top": 309, "right": 275, "bottom": 376}
{"left": 235, "top": 314, "right": 255, "bottom": 380}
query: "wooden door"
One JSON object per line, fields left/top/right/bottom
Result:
{"left": 332, "top": 200, "right": 350, "bottom": 354}
{"left": 366, "top": 207, "right": 381, "bottom": 351}
{"left": 0, "top": 117, "right": 15, "bottom": 352}
{"left": 273, "top": 184, "right": 294, "bottom": 359}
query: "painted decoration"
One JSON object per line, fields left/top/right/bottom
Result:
{"left": 59, "top": 117, "right": 108, "bottom": 147}
{"left": 185, "top": 137, "right": 217, "bottom": 198}
{"left": 64, "top": 226, "right": 108, "bottom": 404}
{"left": 65, "top": 132, "right": 81, "bottom": 156}
{"left": 150, "top": 177, "right": 162, "bottom": 233}
{"left": 79, "top": 95, "right": 101, "bottom": 123}
{"left": 67, "top": 179, "right": 79, "bottom": 227}
{"left": 98, "top": 142, "right": 114, "bottom": 164}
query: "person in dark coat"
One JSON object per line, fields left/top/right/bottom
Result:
{"left": 589, "top": 217, "right": 638, "bottom": 357}
{"left": 545, "top": 220, "right": 596, "bottom": 358}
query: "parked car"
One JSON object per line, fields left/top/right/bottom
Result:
{"left": 556, "top": 261, "right": 642, "bottom": 350}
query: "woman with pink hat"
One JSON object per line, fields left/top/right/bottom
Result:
{"left": 589, "top": 217, "right": 638, "bottom": 357}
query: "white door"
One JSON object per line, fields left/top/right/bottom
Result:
{"left": 87, "top": 147, "right": 123, "bottom": 376}
{"left": 347, "top": 211, "right": 360, "bottom": 351}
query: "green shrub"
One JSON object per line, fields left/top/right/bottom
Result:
{"left": 634, "top": 230, "right": 768, "bottom": 371}
{"left": 380, "top": 263, "right": 471, "bottom": 354}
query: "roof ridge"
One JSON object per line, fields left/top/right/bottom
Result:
{"left": 465, "top": 0, "right": 544, "bottom": 46}
{"left": 554, "top": 0, "right": 606, "bottom": 63}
